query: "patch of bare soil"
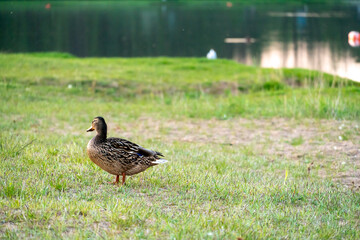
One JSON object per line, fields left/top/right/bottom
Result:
{"left": 111, "top": 117, "right": 360, "bottom": 189}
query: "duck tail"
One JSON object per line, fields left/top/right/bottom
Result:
{"left": 153, "top": 159, "right": 168, "bottom": 164}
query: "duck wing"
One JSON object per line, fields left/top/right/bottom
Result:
{"left": 107, "top": 137, "right": 139, "bottom": 152}
{"left": 138, "top": 146, "right": 164, "bottom": 158}
{"left": 107, "top": 137, "right": 164, "bottom": 158}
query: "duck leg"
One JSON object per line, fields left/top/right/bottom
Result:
{"left": 122, "top": 172, "right": 126, "bottom": 185}
{"left": 108, "top": 175, "right": 119, "bottom": 185}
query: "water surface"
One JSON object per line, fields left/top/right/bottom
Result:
{"left": 1, "top": 1, "right": 360, "bottom": 81}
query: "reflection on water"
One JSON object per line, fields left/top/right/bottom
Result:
{"left": 232, "top": 41, "right": 360, "bottom": 82}
{"left": 261, "top": 42, "right": 360, "bottom": 82}
{"left": 228, "top": 5, "right": 360, "bottom": 82}
{"left": 0, "top": 2, "right": 360, "bottom": 81}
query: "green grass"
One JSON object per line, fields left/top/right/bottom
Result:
{"left": 289, "top": 136, "right": 304, "bottom": 146}
{"left": 0, "top": 53, "right": 359, "bottom": 239}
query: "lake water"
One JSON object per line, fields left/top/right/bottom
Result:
{"left": 1, "top": 1, "right": 360, "bottom": 82}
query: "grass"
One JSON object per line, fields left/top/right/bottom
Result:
{"left": 0, "top": 53, "right": 360, "bottom": 239}
{"left": 289, "top": 136, "right": 304, "bottom": 146}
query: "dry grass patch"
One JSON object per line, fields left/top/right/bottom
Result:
{"left": 112, "top": 116, "right": 360, "bottom": 188}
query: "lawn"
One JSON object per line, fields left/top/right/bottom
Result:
{"left": 0, "top": 53, "right": 359, "bottom": 239}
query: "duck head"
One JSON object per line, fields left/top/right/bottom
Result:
{"left": 87, "top": 116, "right": 107, "bottom": 136}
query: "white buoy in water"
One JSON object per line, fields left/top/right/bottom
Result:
{"left": 206, "top": 49, "right": 217, "bottom": 59}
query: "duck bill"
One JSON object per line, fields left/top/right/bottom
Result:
{"left": 86, "top": 126, "right": 95, "bottom": 132}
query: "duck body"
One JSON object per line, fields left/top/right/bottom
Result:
{"left": 86, "top": 117, "right": 167, "bottom": 184}
{"left": 87, "top": 136, "right": 165, "bottom": 176}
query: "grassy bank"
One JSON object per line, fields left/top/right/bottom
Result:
{"left": 1, "top": 53, "right": 359, "bottom": 121}
{"left": 1, "top": 53, "right": 359, "bottom": 239}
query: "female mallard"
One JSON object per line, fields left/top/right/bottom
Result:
{"left": 86, "top": 116, "right": 167, "bottom": 185}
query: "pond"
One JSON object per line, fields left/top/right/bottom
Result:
{"left": 1, "top": 1, "right": 360, "bottom": 82}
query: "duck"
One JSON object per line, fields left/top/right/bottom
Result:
{"left": 86, "top": 116, "right": 167, "bottom": 185}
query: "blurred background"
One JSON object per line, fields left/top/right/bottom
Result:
{"left": 1, "top": 1, "right": 360, "bottom": 81}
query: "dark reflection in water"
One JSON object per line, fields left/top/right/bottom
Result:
{"left": 1, "top": 1, "right": 360, "bottom": 81}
